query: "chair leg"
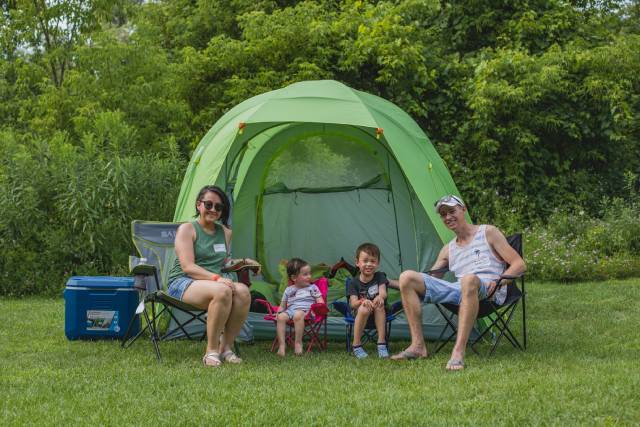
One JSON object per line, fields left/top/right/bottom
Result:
{"left": 146, "top": 303, "right": 162, "bottom": 361}
{"left": 386, "top": 320, "right": 392, "bottom": 343}
{"left": 121, "top": 311, "right": 142, "bottom": 349}
{"left": 324, "top": 319, "right": 328, "bottom": 350}
{"left": 469, "top": 303, "right": 522, "bottom": 356}
{"left": 161, "top": 308, "right": 206, "bottom": 341}
{"left": 522, "top": 281, "right": 527, "bottom": 349}
{"left": 488, "top": 304, "right": 523, "bottom": 356}
{"left": 434, "top": 305, "right": 458, "bottom": 354}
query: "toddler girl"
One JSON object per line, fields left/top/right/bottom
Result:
{"left": 275, "top": 258, "right": 324, "bottom": 356}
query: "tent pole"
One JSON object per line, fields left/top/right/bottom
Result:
{"left": 387, "top": 152, "right": 404, "bottom": 273}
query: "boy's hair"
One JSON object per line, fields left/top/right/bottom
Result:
{"left": 287, "top": 258, "right": 309, "bottom": 278}
{"left": 355, "top": 243, "right": 380, "bottom": 261}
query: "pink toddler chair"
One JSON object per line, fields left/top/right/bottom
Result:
{"left": 255, "top": 277, "right": 329, "bottom": 353}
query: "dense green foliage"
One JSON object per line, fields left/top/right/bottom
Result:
{"left": 524, "top": 174, "right": 640, "bottom": 281}
{"left": 3, "top": 281, "right": 640, "bottom": 424}
{"left": 1, "top": 1, "right": 639, "bottom": 294}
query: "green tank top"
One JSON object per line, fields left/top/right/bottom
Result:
{"left": 167, "top": 220, "right": 228, "bottom": 283}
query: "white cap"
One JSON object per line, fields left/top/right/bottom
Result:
{"left": 434, "top": 195, "right": 465, "bottom": 212}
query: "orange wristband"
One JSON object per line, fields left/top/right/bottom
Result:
{"left": 211, "top": 274, "right": 221, "bottom": 281}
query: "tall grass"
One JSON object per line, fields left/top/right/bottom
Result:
{"left": 0, "top": 131, "right": 185, "bottom": 296}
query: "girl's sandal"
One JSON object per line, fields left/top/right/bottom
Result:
{"left": 202, "top": 352, "right": 222, "bottom": 367}
{"left": 221, "top": 350, "right": 243, "bottom": 364}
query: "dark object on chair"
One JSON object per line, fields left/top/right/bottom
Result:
{"left": 222, "top": 259, "right": 261, "bottom": 286}
{"left": 431, "top": 233, "right": 527, "bottom": 356}
{"left": 331, "top": 277, "right": 404, "bottom": 352}
{"left": 121, "top": 221, "right": 246, "bottom": 361}
{"left": 327, "top": 257, "right": 358, "bottom": 278}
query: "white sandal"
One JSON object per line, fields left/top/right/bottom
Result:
{"left": 202, "top": 352, "right": 222, "bottom": 367}
{"left": 221, "top": 350, "right": 242, "bottom": 364}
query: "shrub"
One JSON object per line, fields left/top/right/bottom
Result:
{"left": 0, "top": 130, "right": 185, "bottom": 296}
{"left": 524, "top": 177, "right": 640, "bottom": 282}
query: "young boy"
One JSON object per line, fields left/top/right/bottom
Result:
{"left": 348, "top": 243, "right": 389, "bottom": 359}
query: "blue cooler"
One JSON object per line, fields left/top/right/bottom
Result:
{"left": 64, "top": 276, "right": 140, "bottom": 340}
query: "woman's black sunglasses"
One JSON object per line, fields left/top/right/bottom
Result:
{"left": 201, "top": 200, "right": 224, "bottom": 212}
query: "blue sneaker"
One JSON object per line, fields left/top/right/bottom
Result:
{"left": 377, "top": 343, "right": 389, "bottom": 359}
{"left": 353, "top": 345, "right": 368, "bottom": 359}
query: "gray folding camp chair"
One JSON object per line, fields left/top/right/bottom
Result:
{"left": 121, "top": 221, "right": 249, "bottom": 361}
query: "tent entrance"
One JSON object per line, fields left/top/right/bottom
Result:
{"left": 259, "top": 188, "right": 400, "bottom": 282}
{"left": 249, "top": 129, "right": 405, "bottom": 282}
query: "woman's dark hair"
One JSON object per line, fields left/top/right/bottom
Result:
{"left": 287, "top": 258, "right": 309, "bottom": 279}
{"left": 194, "top": 185, "right": 231, "bottom": 226}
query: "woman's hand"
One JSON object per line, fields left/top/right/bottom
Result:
{"left": 245, "top": 258, "right": 261, "bottom": 275}
{"left": 218, "top": 277, "right": 235, "bottom": 294}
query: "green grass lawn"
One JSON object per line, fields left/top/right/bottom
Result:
{"left": 2, "top": 280, "right": 639, "bottom": 426}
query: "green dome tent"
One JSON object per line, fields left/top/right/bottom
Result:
{"left": 172, "top": 80, "right": 462, "bottom": 340}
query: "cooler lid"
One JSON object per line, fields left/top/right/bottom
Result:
{"left": 65, "top": 276, "right": 135, "bottom": 289}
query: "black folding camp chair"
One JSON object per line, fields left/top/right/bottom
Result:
{"left": 121, "top": 221, "right": 248, "bottom": 361}
{"left": 432, "top": 233, "right": 527, "bottom": 357}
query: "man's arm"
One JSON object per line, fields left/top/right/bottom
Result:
{"left": 428, "top": 245, "right": 450, "bottom": 278}
{"left": 485, "top": 225, "right": 526, "bottom": 277}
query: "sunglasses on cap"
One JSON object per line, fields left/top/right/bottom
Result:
{"left": 201, "top": 200, "right": 224, "bottom": 212}
{"left": 434, "top": 194, "right": 465, "bottom": 212}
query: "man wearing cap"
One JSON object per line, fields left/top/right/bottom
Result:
{"left": 390, "top": 195, "right": 526, "bottom": 370}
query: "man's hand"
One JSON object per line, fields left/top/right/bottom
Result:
{"left": 485, "top": 281, "right": 497, "bottom": 297}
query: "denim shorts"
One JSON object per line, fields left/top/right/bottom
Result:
{"left": 421, "top": 273, "right": 490, "bottom": 305}
{"left": 167, "top": 276, "right": 194, "bottom": 300}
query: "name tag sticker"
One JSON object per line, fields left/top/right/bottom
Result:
{"left": 213, "top": 244, "right": 226, "bottom": 253}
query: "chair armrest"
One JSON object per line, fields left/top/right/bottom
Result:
{"left": 331, "top": 301, "right": 351, "bottom": 317}
{"left": 130, "top": 263, "right": 156, "bottom": 276}
{"left": 310, "top": 302, "right": 329, "bottom": 317}
{"left": 496, "top": 273, "right": 524, "bottom": 287}
{"left": 487, "top": 274, "right": 526, "bottom": 298}
{"left": 389, "top": 300, "right": 404, "bottom": 316}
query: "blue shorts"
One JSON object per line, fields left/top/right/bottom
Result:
{"left": 421, "top": 273, "right": 490, "bottom": 305}
{"left": 167, "top": 276, "right": 194, "bottom": 300}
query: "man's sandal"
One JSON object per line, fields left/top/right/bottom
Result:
{"left": 221, "top": 350, "right": 243, "bottom": 364}
{"left": 446, "top": 358, "right": 465, "bottom": 371}
{"left": 202, "top": 352, "right": 222, "bottom": 367}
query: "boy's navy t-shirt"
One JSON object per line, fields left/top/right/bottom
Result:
{"left": 347, "top": 272, "right": 389, "bottom": 300}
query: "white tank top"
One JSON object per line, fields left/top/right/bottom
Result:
{"left": 448, "top": 225, "right": 507, "bottom": 303}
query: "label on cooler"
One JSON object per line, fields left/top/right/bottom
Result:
{"left": 86, "top": 310, "right": 120, "bottom": 332}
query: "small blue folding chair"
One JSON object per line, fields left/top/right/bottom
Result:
{"left": 331, "top": 277, "right": 404, "bottom": 352}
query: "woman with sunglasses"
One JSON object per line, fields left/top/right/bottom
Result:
{"left": 167, "top": 185, "right": 259, "bottom": 367}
